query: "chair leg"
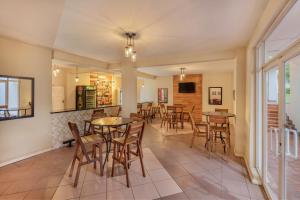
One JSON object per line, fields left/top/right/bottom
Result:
{"left": 98, "top": 143, "right": 103, "bottom": 176}
{"left": 137, "top": 143, "right": 146, "bottom": 177}
{"left": 93, "top": 145, "right": 96, "bottom": 169}
{"left": 190, "top": 135, "right": 195, "bottom": 148}
{"left": 127, "top": 144, "right": 131, "bottom": 169}
{"left": 69, "top": 144, "right": 79, "bottom": 177}
{"left": 111, "top": 143, "right": 116, "bottom": 177}
{"left": 160, "top": 119, "right": 164, "bottom": 128}
{"left": 124, "top": 151, "right": 130, "bottom": 187}
{"left": 74, "top": 162, "right": 82, "bottom": 187}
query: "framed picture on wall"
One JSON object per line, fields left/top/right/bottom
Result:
{"left": 208, "top": 87, "right": 222, "bottom": 105}
{"left": 158, "top": 88, "right": 168, "bottom": 103}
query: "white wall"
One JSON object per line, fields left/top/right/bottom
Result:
{"left": 0, "top": 37, "right": 52, "bottom": 165}
{"left": 202, "top": 72, "right": 234, "bottom": 113}
{"left": 139, "top": 73, "right": 234, "bottom": 112}
{"left": 138, "top": 76, "right": 173, "bottom": 105}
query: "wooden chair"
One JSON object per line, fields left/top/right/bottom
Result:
{"left": 68, "top": 122, "right": 104, "bottom": 187}
{"left": 143, "top": 103, "right": 153, "bottom": 123}
{"left": 166, "top": 106, "right": 177, "bottom": 131}
{"left": 189, "top": 112, "right": 209, "bottom": 148}
{"left": 130, "top": 113, "right": 144, "bottom": 122}
{"left": 111, "top": 121, "right": 146, "bottom": 187}
{"left": 84, "top": 112, "right": 107, "bottom": 135}
{"left": 137, "top": 103, "right": 142, "bottom": 115}
{"left": 0, "top": 105, "right": 10, "bottom": 118}
{"left": 183, "top": 105, "right": 195, "bottom": 123}
{"left": 208, "top": 115, "right": 230, "bottom": 154}
{"left": 160, "top": 104, "right": 168, "bottom": 127}
{"left": 112, "top": 106, "right": 121, "bottom": 117}
{"left": 214, "top": 108, "right": 230, "bottom": 146}
{"left": 175, "top": 106, "right": 184, "bottom": 131}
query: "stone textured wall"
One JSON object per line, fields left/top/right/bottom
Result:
{"left": 51, "top": 106, "right": 120, "bottom": 148}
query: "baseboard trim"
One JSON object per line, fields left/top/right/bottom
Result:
{"left": 243, "top": 157, "right": 262, "bottom": 185}
{"left": 0, "top": 148, "right": 54, "bottom": 167}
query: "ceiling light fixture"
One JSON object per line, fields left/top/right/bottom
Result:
{"left": 75, "top": 66, "right": 79, "bottom": 83}
{"left": 52, "top": 64, "right": 60, "bottom": 77}
{"left": 180, "top": 67, "right": 186, "bottom": 81}
{"left": 124, "top": 32, "right": 137, "bottom": 62}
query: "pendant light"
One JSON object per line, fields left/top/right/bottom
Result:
{"left": 124, "top": 32, "right": 137, "bottom": 62}
{"left": 75, "top": 66, "right": 79, "bottom": 82}
{"left": 180, "top": 68, "right": 186, "bottom": 81}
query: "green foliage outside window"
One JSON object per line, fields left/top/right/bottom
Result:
{"left": 285, "top": 63, "right": 291, "bottom": 103}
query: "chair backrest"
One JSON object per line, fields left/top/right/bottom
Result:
{"left": 124, "top": 121, "right": 145, "bottom": 144}
{"left": 68, "top": 122, "right": 90, "bottom": 161}
{"left": 191, "top": 105, "right": 195, "bottom": 113}
{"left": 130, "top": 113, "right": 144, "bottom": 122}
{"left": 175, "top": 106, "right": 183, "bottom": 113}
{"left": 215, "top": 108, "right": 229, "bottom": 113}
{"left": 208, "top": 115, "right": 228, "bottom": 125}
{"left": 174, "top": 103, "right": 182, "bottom": 106}
{"left": 91, "top": 112, "right": 107, "bottom": 120}
{"left": 167, "top": 106, "right": 176, "bottom": 111}
{"left": 93, "top": 109, "right": 104, "bottom": 115}
{"left": 137, "top": 103, "right": 142, "bottom": 109}
{"left": 146, "top": 103, "right": 152, "bottom": 111}
{"left": 116, "top": 106, "right": 121, "bottom": 116}
{"left": 188, "top": 112, "right": 196, "bottom": 130}
{"left": 159, "top": 104, "right": 166, "bottom": 116}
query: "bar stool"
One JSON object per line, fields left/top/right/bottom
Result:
{"left": 68, "top": 122, "right": 104, "bottom": 187}
{"left": 111, "top": 121, "right": 146, "bottom": 187}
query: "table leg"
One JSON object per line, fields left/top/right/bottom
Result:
{"left": 102, "top": 126, "right": 112, "bottom": 172}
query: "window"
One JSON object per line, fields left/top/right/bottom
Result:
{"left": 285, "top": 63, "right": 291, "bottom": 103}
{"left": 0, "top": 78, "right": 20, "bottom": 108}
{"left": 0, "top": 80, "right": 6, "bottom": 106}
{"left": 264, "top": 1, "right": 300, "bottom": 63}
{"left": 267, "top": 68, "right": 278, "bottom": 102}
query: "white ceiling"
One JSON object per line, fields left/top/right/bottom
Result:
{"left": 138, "top": 59, "right": 235, "bottom": 76}
{"left": 0, "top": 0, "right": 268, "bottom": 63}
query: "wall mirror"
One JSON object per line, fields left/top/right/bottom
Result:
{"left": 0, "top": 75, "right": 34, "bottom": 121}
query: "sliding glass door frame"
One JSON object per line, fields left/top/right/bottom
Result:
{"left": 260, "top": 41, "right": 300, "bottom": 200}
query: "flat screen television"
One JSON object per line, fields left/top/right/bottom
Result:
{"left": 178, "top": 82, "right": 195, "bottom": 93}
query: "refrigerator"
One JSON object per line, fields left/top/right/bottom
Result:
{"left": 76, "top": 86, "right": 96, "bottom": 110}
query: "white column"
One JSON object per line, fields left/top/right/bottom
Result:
{"left": 234, "top": 48, "right": 246, "bottom": 156}
{"left": 121, "top": 63, "right": 137, "bottom": 117}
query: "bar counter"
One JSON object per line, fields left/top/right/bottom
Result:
{"left": 51, "top": 105, "right": 120, "bottom": 148}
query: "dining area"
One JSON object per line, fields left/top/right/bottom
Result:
{"left": 66, "top": 108, "right": 147, "bottom": 188}
{"left": 140, "top": 101, "right": 236, "bottom": 157}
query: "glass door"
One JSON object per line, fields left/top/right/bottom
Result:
{"left": 263, "top": 65, "right": 281, "bottom": 199}
{"left": 283, "top": 54, "right": 300, "bottom": 200}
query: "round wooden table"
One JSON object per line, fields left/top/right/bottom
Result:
{"left": 91, "top": 117, "right": 133, "bottom": 167}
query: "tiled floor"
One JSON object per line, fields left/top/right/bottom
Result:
{"left": 0, "top": 120, "right": 267, "bottom": 200}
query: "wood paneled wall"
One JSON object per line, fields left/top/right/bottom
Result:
{"left": 173, "top": 74, "right": 202, "bottom": 119}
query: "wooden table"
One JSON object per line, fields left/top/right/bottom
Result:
{"left": 91, "top": 117, "right": 133, "bottom": 167}
{"left": 202, "top": 111, "right": 235, "bottom": 118}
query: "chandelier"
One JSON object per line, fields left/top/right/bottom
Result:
{"left": 124, "top": 32, "right": 137, "bottom": 62}
{"left": 180, "top": 67, "right": 186, "bottom": 81}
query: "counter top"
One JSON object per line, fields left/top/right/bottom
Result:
{"left": 50, "top": 105, "right": 120, "bottom": 114}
